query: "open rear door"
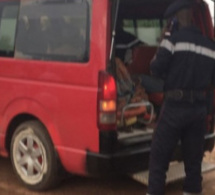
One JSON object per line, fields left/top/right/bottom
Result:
{"left": 126, "top": 0, "right": 215, "bottom": 185}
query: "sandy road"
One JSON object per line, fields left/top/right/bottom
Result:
{"left": 0, "top": 155, "right": 215, "bottom": 195}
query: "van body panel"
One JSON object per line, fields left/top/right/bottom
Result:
{"left": 56, "top": 146, "right": 87, "bottom": 175}
{"left": 0, "top": 0, "right": 110, "bottom": 175}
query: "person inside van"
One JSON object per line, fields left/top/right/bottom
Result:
{"left": 15, "top": 15, "right": 50, "bottom": 59}
{"left": 46, "top": 18, "right": 84, "bottom": 60}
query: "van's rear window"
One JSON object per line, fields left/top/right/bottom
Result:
{"left": 14, "top": 0, "right": 91, "bottom": 63}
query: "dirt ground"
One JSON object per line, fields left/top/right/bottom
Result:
{"left": 0, "top": 149, "right": 215, "bottom": 195}
{"left": 204, "top": 147, "right": 215, "bottom": 163}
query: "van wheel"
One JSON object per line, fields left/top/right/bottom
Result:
{"left": 10, "top": 120, "right": 59, "bottom": 191}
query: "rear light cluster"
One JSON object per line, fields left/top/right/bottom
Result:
{"left": 97, "top": 71, "right": 117, "bottom": 130}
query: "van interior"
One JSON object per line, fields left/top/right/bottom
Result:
{"left": 111, "top": 0, "right": 215, "bottom": 142}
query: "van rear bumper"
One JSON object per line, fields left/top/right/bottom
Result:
{"left": 86, "top": 133, "right": 215, "bottom": 176}
{"left": 86, "top": 147, "right": 150, "bottom": 176}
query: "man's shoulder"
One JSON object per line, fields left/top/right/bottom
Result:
{"left": 197, "top": 34, "right": 215, "bottom": 50}
{"left": 205, "top": 37, "right": 215, "bottom": 47}
{"left": 170, "top": 27, "right": 215, "bottom": 49}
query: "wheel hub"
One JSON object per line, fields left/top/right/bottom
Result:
{"left": 13, "top": 128, "right": 48, "bottom": 185}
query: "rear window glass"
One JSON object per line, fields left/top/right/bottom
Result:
{"left": 15, "top": 0, "right": 91, "bottom": 62}
{"left": 123, "top": 19, "right": 164, "bottom": 46}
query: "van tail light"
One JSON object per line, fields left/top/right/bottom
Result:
{"left": 97, "top": 71, "right": 117, "bottom": 131}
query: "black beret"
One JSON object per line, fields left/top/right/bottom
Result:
{"left": 164, "top": 0, "right": 192, "bottom": 18}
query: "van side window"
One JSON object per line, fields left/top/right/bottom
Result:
{"left": 15, "top": 0, "right": 91, "bottom": 63}
{"left": 0, "top": 2, "right": 19, "bottom": 57}
{"left": 124, "top": 19, "right": 164, "bottom": 46}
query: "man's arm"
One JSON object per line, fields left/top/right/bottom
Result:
{"left": 150, "top": 38, "right": 174, "bottom": 78}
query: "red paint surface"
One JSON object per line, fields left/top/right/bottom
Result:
{"left": 0, "top": 0, "right": 110, "bottom": 174}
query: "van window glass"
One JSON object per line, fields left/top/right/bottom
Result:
{"left": 15, "top": 0, "right": 91, "bottom": 63}
{"left": 0, "top": 2, "right": 19, "bottom": 57}
{"left": 123, "top": 19, "right": 163, "bottom": 46}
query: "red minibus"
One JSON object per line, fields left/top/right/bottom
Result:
{"left": 0, "top": 0, "right": 214, "bottom": 191}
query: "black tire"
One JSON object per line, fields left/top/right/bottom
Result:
{"left": 10, "top": 120, "right": 59, "bottom": 191}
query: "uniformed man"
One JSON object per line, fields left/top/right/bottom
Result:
{"left": 147, "top": 0, "right": 215, "bottom": 195}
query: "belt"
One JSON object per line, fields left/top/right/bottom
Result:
{"left": 165, "top": 89, "right": 206, "bottom": 103}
